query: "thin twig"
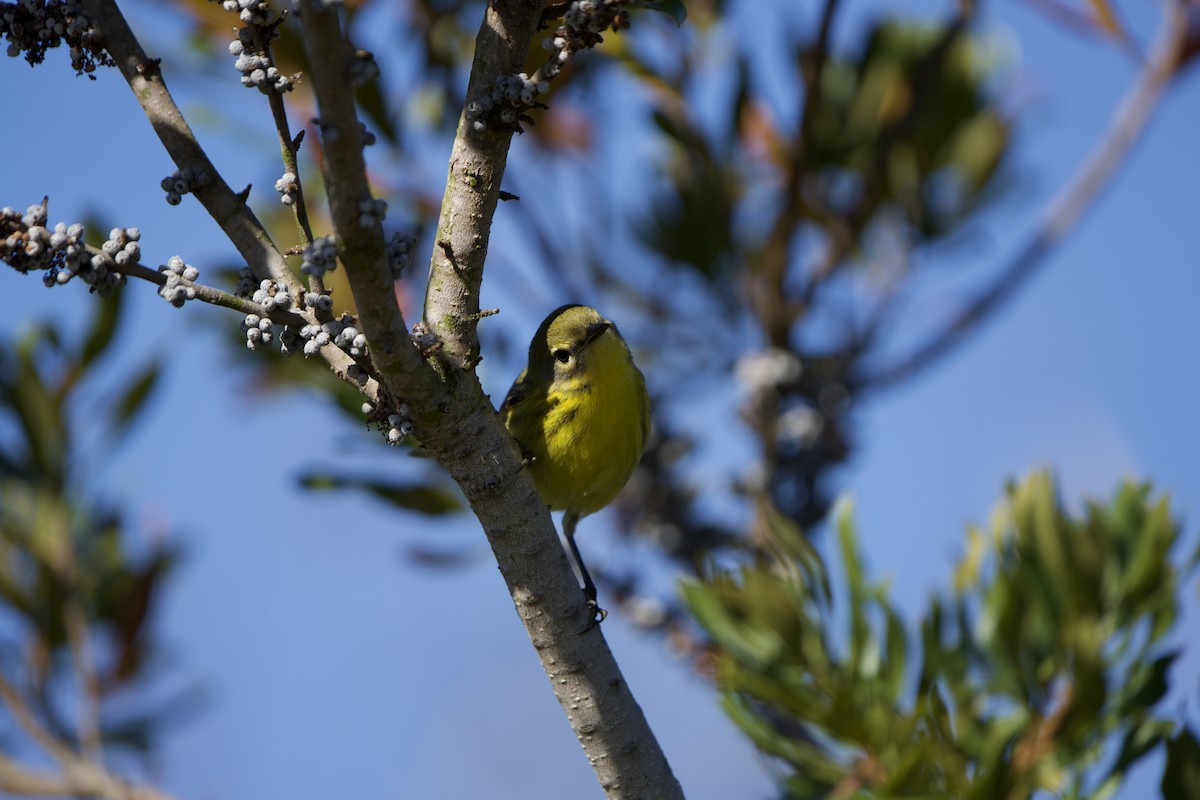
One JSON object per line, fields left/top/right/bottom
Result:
{"left": 248, "top": 16, "right": 326, "bottom": 300}
{"left": 83, "top": 0, "right": 299, "bottom": 292}
{"left": 0, "top": 674, "right": 73, "bottom": 763}
{"left": 756, "top": 0, "right": 844, "bottom": 347}
{"left": 91, "top": 245, "right": 277, "bottom": 317}
{"left": 0, "top": 750, "right": 177, "bottom": 800}
{"left": 92, "top": 247, "right": 383, "bottom": 403}
{"left": 868, "top": 0, "right": 1191, "bottom": 391}
{"left": 63, "top": 603, "right": 103, "bottom": 760}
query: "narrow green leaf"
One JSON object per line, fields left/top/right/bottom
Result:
{"left": 298, "top": 473, "right": 464, "bottom": 516}
{"left": 111, "top": 362, "right": 161, "bottom": 432}
{"left": 80, "top": 291, "right": 124, "bottom": 369}
{"left": 882, "top": 606, "right": 908, "bottom": 701}
{"left": 836, "top": 500, "right": 870, "bottom": 670}
{"left": 680, "top": 577, "right": 783, "bottom": 667}
{"left": 1162, "top": 727, "right": 1200, "bottom": 799}
{"left": 1129, "top": 650, "right": 1178, "bottom": 708}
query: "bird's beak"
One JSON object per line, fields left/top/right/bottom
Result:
{"left": 584, "top": 322, "right": 611, "bottom": 346}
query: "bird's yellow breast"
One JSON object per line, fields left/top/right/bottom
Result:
{"left": 516, "top": 333, "right": 648, "bottom": 517}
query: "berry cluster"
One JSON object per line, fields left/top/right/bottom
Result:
{"left": 234, "top": 266, "right": 257, "bottom": 298}
{"left": 1, "top": 0, "right": 112, "bottom": 75}
{"left": 2, "top": 203, "right": 82, "bottom": 275}
{"left": 464, "top": 72, "right": 548, "bottom": 133}
{"left": 104, "top": 226, "right": 142, "bottom": 268}
{"left": 220, "top": 0, "right": 275, "bottom": 25}
{"left": 385, "top": 232, "right": 417, "bottom": 280}
{"left": 78, "top": 227, "right": 135, "bottom": 295}
{"left": 300, "top": 235, "right": 338, "bottom": 278}
{"left": 357, "top": 198, "right": 386, "bottom": 228}
{"left": 297, "top": 320, "right": 331, "bottom": 357}
{"left": 251, "top": 278, "right": 293, "bottom": 312}
{"left": 385, "top": 404, "right": 414, "bottom": 445}
{"left": 297, "top": 313, "right": 362, "bottom": 358}
{"left": 2, "top": 204, "right": 129, "bottom": 295}
{"left": 274, "top": 171, "right": 298, "bottom": 205}
{"left": 223, "top": 2, "right": 297, "bottom": 94}
{"left": 158, "top": 255, "right": 199, "bottom": 307}
{"left": 409, "top": 320, "right": 440, "bottom": 356}
{"left": 463, "top": 1, "right": 634, "bottom": 133}
{"left": 303, "top": 290, "right": 333, "bottom": 314}
{"left": 547, "top": 0, "right": 632, "bottom": 76}
{"left": 334, "top": 319, "right": 367, "bottom": 357}
{"left": 240, "top": 312, "right": 275, "bottom": 350}
{"left": 161, "top": 166, "right": 211, "bottom": 206}
{"left": 360, "top": 401, "right": 415, "bottom": 445}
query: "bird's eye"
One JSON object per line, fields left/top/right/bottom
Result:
{"left": 552, "top": 348, "right": 571, "bottom": 364}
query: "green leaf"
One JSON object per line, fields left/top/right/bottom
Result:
{"left": 111, "top": 362, "right": 161, "bottom": 433}
{"left": 836, "top": 501, "right": 871, "bottom": 671}
{"left": 1129, "top": 650, "right": 1178, "bottom": 708}
{"left": 298, "top": 473, "right": 464, "bottom": 516}
{"left": 646, "top": 0, "right": 687, "bottom": 27}
{"left": 80, "top": 291, "right": 124, "bottom": 370}
{"left": 1162, "top": 727, "right": 1200, "bottom": 799}
{"left": 680, "top": 577, "right": 785, "bottom": 668}
{"left": 1108, "top": 720, "right": 1171, "bottom": 781}
{"left": 882, "top": 605, "right": 908, "bottom": 701}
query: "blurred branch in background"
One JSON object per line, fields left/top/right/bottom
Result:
{"left": 0, "top": 294, "right": 183, "bottom": 799}
{"left": 869, "top": 0, "right": 1195, "bottom": 390}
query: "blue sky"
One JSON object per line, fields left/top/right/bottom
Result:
{"left": 2, "top": 1, "right": 1198, "bottom": 798}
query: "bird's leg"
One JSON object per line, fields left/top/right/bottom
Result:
{"left": 563, "top": 511, "right": 606, "bottom": 625}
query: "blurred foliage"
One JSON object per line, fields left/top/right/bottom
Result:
{"left": 170, "top": 0, "right": 1015, "bottom": 553}
{"left": 2, "top": 0, "right": 1195, "bottom": 797}
{"left": 0, "top": 294, "right": 181, "bottom": 758}
{"left": 155, "top": 7, "right": 1196, "bottom": 726}
{"left": 683, "top": 472, "right": 1200, "bottom": 798}
{"left": 299, "top": 471, "right": 463, "bottom": 516}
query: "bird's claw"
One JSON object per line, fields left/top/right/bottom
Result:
{"left": 581, "top": 588, "right": 607, "bottom": 631}
{"left": 588, "top": 598, "right": 607, "bottom": 624}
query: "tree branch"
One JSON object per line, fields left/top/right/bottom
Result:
{"left": 100, "top": 247, "right": 381, "bottom": 403}
{"left": 295, "top": 3, "right": 438, "bottom": 411}
{"left": 297, "top": 3, "right": 685, "bottom": 797}
{"left": 0, "top": 751, "right": 175, "bottom": 800}
{"left": 83, "top": 0, "right": 298, "bottom": 292}
{"left": 422, "top": 1, "right": 542, "bottom": 372}
{"left": 867, "top": 0, "right": 1192, "bottom": 391}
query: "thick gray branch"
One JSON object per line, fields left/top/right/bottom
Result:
{"left": 295, "top": 3, "right": 440, "bottom": 399}
{"left": 296, "top": 3, "right": 685, "bottom": 797}
{"left": 422, "top": 2, "right": 540, "bottom": 371}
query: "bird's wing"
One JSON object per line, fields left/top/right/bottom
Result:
{"left": 500, "top": 368, "right": 529, "bottom": 414}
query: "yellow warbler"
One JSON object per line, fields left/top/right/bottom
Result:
{"left": 501, "top": 305, "right": 650, "bottom": 620}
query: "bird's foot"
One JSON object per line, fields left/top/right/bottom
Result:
{"left": 581, "top": 588, "right": 607, "bottom": 631}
